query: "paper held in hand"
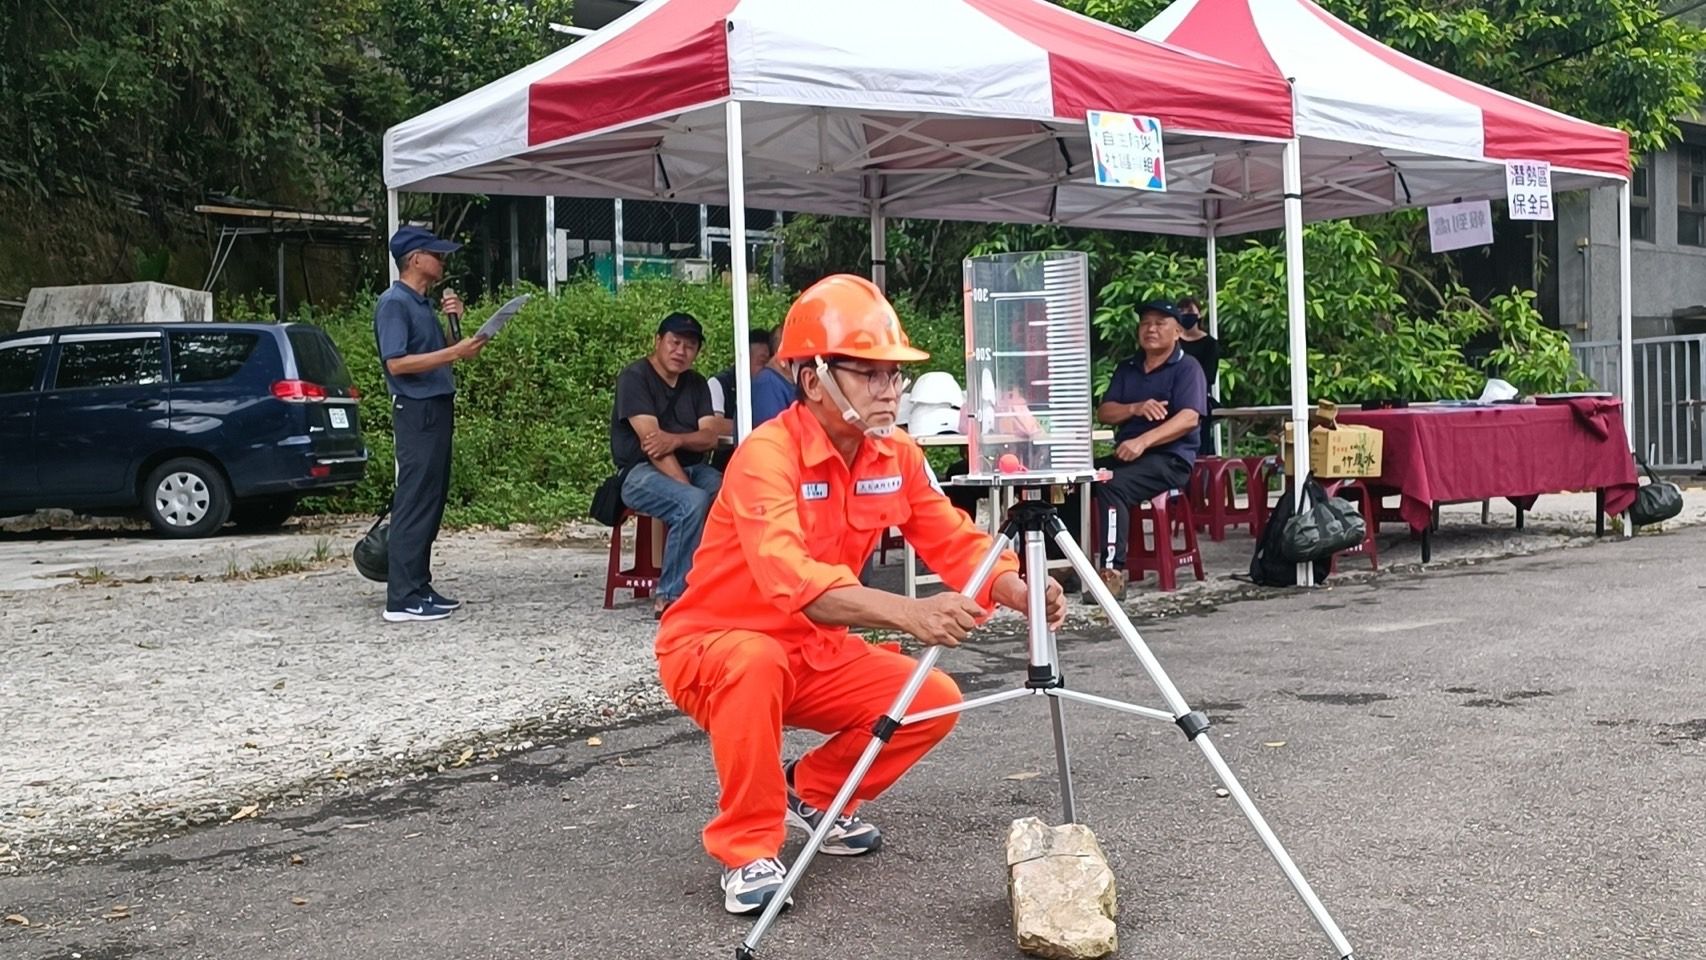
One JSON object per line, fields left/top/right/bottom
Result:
{"left": 476, "top": 295, "right": 531, "bottom": 340}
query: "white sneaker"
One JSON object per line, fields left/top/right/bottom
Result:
{"left": 720, "top": 857, "right": 792, "bottom": 915}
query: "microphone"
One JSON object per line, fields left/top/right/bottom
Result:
{"left": 443, "top": 288, "right": 463, "bottom": 341}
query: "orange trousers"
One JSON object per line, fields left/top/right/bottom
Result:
{"left": 658, "top": 630, "right": 962, "bottom": 868}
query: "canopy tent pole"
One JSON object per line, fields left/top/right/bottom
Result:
{"left": 727, "top": 101, "right": 755, "bottom": 444}
{"left": 386, "top": 190, "right": 400, "bottom": 283}
{"left": 1282, "top": 133, "right": 1314, "bottom": 587}
{"left": 509, "top": 202, "right": 520, "bottom": 286}
{"left": 545, "top": 196, "right": 557, "bottom": 295}
{"left": 869, "top": 176, "right": 887, "bottom": 293}
{"left": 614, "top": 199, "right": 626, "bottom": 291}
{"left": 1205, "top": 219, "right": 1223, "bottom": 455}
{"left": 1617, "top": 180, "right": 1634, "bottom": 448}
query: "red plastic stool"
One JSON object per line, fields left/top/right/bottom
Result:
{"left": 1323, "top": 479, "right": 1380, "bottom": 573}
{"left": 1125, "top": 489, "right": 1206, "bottom": 592}
{"left": 1199, "top": 457, "right": 1257, "bottom": 541}
{"left": 604, "top": 509, "right": 667, "bottom": 609}
{"left": 876, "top": 528, "right": 904, "bottom": 565}
{"left": 1247, "top": 455, "right": 1283, "bottom": 536}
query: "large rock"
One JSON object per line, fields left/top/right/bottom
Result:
{"left": 1007, "top": 817, "right": 1118, "bottom": 959}
{"left": 21, "top": 282, "right": 213, "bottom": 330}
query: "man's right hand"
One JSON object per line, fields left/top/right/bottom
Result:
{"left": 903, "top": 592, "right": 986, "bottom": 647}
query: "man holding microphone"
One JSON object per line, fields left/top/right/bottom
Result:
{"left": 374, "top": 226, "right": 487, "bottom": 622}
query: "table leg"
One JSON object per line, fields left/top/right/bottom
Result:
{"left": 903, "top": 540, "right": 918, "bottom": 598}
{"left": 1480, "top": 500, "right": 1491, "bottom": 525}
{"left": 1421, "top": 526, "right": 1432, "bottom": 564}
{"left": 1516, "top": 506, "right": 1525, "bottom": 531}
{"left": 1595, "top": 489, "right": 1606, "bottom": 538}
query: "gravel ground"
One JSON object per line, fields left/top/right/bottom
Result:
{"left": 2, "top": 491, "right": 1701, "bottom": 875}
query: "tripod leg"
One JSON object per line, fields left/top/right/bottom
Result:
{"left": 1048, "top": 521, "right": 1358, "bottom": 960}
{"left": 1022, "top": 524, "right": 1078, "bottom": 824}
{"left": 1046, "top": 697, "right": 1076, "bottom": 824}
{"left": 736, "top": 529, "right": 1016, "bottom": 959}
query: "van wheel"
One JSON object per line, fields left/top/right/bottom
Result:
{"left": 143, "top": 458, "right": 232, "bottom": 538}
{"left": 231, "top": 497, "right": 297, "bottom": 531}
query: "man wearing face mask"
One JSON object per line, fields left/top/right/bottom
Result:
{"left": 654, "top": 274, "right": 1065, "bottom": 915}
{"left": 1177, "top": 296, "right": 1221, "bottom": 456}
{"left": 373, "top": 226, "right": 488, "bottom": 623}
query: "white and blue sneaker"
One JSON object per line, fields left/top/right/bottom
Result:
{"left": 783, "top": 761, "right": 883, "bottom": 856}
{"left": 423, "top": 586, "right": 462, "bottom": 610}
{"left": 382, "top": 598, "right": 453, "bottom": 622}
{"left": 721, "top": 857, "right": 792, "bottom": 915}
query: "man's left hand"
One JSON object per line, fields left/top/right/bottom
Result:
{"left": 640, "top": 430, "right": 681, "bottom": 459}
{"left": 992, "top": 571, "right": 1066, "bottom": 631}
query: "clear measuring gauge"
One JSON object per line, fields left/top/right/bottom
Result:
{"left": 961, "top": 250, "right": 1095, "bottom": 484}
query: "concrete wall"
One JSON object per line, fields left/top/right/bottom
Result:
{"left": 1557, "top": 142, "right": 1706, "bottom": 343}
{"left": 20, "top": 282, "right": 213, "bottom": 330}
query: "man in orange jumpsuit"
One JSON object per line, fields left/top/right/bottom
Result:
{"left": 655, "top": 274, "right": 1066, "bottom": 914}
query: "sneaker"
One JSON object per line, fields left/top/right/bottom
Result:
{"left": 422, "top": 586, "right": 461, "bottom": 610}
{"left": 1097, "top": 567, "right": 1129, "bottom": 601}
{"left": 720, "top": 857, "right": 792, "bottom": 915}
{"left": 382, "top": 599, "right": 453, "bottom": 622}
{"left": 783, "top": 761, "right": 882, "bottom": 856}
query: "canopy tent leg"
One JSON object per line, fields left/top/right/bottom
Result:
{"left": 386, "top": 190, "right": 400, "bottom": 283}
{"left": 1617, "top": 180, "right": 1634, "bottom": 447}
{"left": 1206, "top": 221, "right": 1224, "bottom": 456}
{"left": 727, "top": 101, "right": 754, "bottom": 444}
{"left": 1282, "top": 135, "right": 1314, "bottom": 586}
{"left": 545, "top": 196, "right": 557, "bottom": 295}
{"left": 614, "top": 198, "right": 625, "bottom": 291}
{"left": 870, "top": 202, "right": 887, "bottom": 293}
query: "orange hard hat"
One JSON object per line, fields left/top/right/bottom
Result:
{"left": 775, "top": 274, "right": 929, "bottom": 363}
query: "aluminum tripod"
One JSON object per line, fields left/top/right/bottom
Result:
{"left": 736, "top": 487, "right": 1357, "bottom": 960}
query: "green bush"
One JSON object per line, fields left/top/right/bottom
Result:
{"left": 285, "top": 279, "right": 964, "bottom": 527}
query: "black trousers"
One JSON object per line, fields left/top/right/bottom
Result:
{"left": 388, "top": 395, "right": 454, "bottom": 607}
{"left": 1060, "top": 452, "right": 1193, "bottom": 569}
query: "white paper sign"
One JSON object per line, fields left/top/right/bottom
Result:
{"left": 1427, "top": 200, "right": 1495, "bottom": 253}
{"left": 1505, "top": 160, "right": 1554, "bottom": 221}
{"left": 1087, "top": 111, "right": 1166, "bottom": 192}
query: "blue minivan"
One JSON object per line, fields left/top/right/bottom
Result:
{"left": 0, "top": 322, "right": 368, "bottom": 537}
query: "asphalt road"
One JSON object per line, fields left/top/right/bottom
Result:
{"left": 4, "top": 528, "right": 1704, "bottom": 960}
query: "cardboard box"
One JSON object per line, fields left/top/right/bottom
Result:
{"left": 1282, "top": 422, "right": 1384, "bottom": 478}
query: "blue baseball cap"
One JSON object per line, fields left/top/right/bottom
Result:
{"left": 657, "top": 311, "right": 705, "bottom": 344}
{"left": 1137, "top": 299, "right": 1182, "bottom": 321}
{"left": 389, "top": 225, "right": 461, "bottom": 261}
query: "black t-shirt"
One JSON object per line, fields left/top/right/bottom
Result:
{"left": 610, "top": 358, "right": 713, "bottom": 470}
{"left": 1180, "top": 334, "right": 1221, "bottom": 391}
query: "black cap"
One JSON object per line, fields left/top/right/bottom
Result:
{"left": 389, "top": 225, "right": 461, "bottom": 261}
{"left": 657, "top": 311, "right": 705, "bottom": 343}
{"left": 1137, "top": 299, "right": 1182, "bottom": 321}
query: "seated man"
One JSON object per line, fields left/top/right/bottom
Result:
{"left": 654, "top": 275, "right": 1064, "bottom": 915}
{"left": 1069, "top": 299, "right": 1206, "bottom": 599}
{"left": 710, "top": 327, "right": 777, "bottom": 469}
{"left": 747, "top": 327, "right": 796, "bottom": 427}
{"left": 610, "top": 312, "right": 722, "bottom": 617}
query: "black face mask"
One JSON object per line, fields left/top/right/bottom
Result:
{"left": 1179, "top": 312, "right": 1201, "bottom": 331}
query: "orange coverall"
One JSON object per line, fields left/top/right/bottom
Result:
{"left": 655, "top": 402, "right": 1019, "bottom": 867}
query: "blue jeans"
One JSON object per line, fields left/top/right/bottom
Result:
{"left": 620, "top": 462, "right": 723, "bottom": 602}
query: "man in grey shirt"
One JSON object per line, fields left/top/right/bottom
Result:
{"left": 373, "top": 226, "right": 487, "bottom": 622}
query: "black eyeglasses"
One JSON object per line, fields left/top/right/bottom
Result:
{"left": 828, "top": 363, "right": 904, "bottom": 396}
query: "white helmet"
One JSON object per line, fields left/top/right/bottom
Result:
{"left": 909, "top": 371, "right": 965, "bottom": 408}
{"left": 897, "top": 390, "right": 916, "bottom": 426}
{"left": 909, "top": 402, "right": 962, "bottom": 437}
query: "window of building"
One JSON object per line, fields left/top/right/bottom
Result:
{"left": 53, "top": 333, "right": 165, "bottom": 390}
{"left": 1678, "top": 146, "right": 1706, "bottom": 246}
{"left": 1631, "top": 155, "right": 1653, "bottom": 242}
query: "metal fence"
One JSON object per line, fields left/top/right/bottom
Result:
{"left": 1572, "top": 334, "right": 1705, "bottom": 470}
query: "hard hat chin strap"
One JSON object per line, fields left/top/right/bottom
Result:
{"left": 812, "top": 356, "right": 894, "bottom": 439}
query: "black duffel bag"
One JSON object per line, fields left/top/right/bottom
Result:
{"left": 1249, "top": 479, "right": 1331, "bottom": 587}
{"left": 1629, "top": 461, "right": 1684, "bottom": 527}
{"left": 1280, "top": 475, "right": 1366, "bottom": 563}
{"left": 352, "top": 507, "right": 390, "bottom": 582}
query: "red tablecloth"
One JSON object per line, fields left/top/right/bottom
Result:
{"left": 1335, "top": 400, "right": 1639, "bottom": 532}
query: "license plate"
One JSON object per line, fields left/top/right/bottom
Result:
{"left": 329, "top": 408, "right": 350, "bottom": 429}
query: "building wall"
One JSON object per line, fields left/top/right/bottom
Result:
{"left": 1558, "top": 137, "right": 1706, "bottom": 344}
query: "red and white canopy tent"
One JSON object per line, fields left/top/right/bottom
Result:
{"left": 1139, "top": 0, "right": 1635, "bottom": 444}
{"left": 382, "top": 0, "right": 1304, "bottom": 440}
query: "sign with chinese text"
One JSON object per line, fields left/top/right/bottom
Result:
{"left": 1427, "top": 200, "right": 1494, "bottom": 253}
{"left": 1505, "top": 160, "right": 1553, "bottom": 221}
{"left": 1087, "top": 111, "right": 1165, "bottom": 192}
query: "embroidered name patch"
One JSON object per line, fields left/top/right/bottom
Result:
{"left": 855, "top": 476, "right": 903, "bottom": 496}
{"left": 801, "top": 482, "right": 830, "bottom": 501}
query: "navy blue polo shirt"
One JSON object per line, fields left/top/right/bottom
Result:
{"left": 374, "top": 281, "right": 454, "bottom": 399}
{"left": 1102, "top": 347, "right": 1208, "bottom": 464}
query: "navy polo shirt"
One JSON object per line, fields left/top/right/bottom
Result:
{"left": 374, "top": 281, "right": 454, "bottom": 399}
{"left": 1102, "top": 346, "right": 1208, "bottom": 465}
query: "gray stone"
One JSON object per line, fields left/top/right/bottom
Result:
{"left": 1008, "top": 817, "right": 1118, "bottom": 960}
{"left": 21, "top": 282, "right": 213, "bottom": 330}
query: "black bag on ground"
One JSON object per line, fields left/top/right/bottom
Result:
{"left": 1248, "top": 482, "right": 1330, "bottom": 587}
{"left": 1629, "top": 461, "right": 1684, "bottom": 527}
{"left": 353, "top": 508, "right": 390, "bottom": 582}
{"left": 589, "top": 467, "right": 631, "bottom": 528}
{"left": 1281, "top": 476, "right": 1366, "bottom": 562}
